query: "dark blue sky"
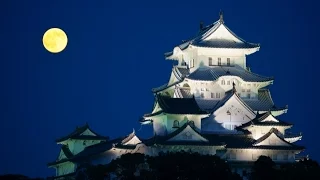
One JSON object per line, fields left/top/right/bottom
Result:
{"left": 1, "top": 0, "right": 319, "bottom": 178}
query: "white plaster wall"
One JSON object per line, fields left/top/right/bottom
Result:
{"left": 226, "top": 149, "right": 296, "bottom": 162}
{"left": 255, "top": 133, "right": 289, "bottom": 146}
{"left": 57, "top": 162, "right": 75, "bottom": 176}
{"left": 166, "top": 114, "right": 203, "bottom": 134}
{"left": 69, "top": 140, "right": 101, "bottom": 155}
{"left": 152, "top": 115, "right": 167, "bottom": 136}
{"left": 167, "top": 125, "right": 208, "bottom": 142}
{"left": 80, "top": 129, "right": 95, "bottom": 136}
{"left": 183, "top": 78, "right": 267, "bottom": 100}
{"left": 248, "top": 126, "right": 287, "bottom": 140}
{"left": 123, "top": 136, "right": 141, "bottom": 145}
{"left": 58, "top": 150, "right": 67, "bottom": 160}
{"left": 213, "top": 96, "right": 255, "bottom": 130}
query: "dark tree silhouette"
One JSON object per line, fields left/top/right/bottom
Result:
{"left": 104, "top": 151, "right": 241, "bottom": 180}
{"left": 250, "top": 155, "right": 277, "bottom": 180}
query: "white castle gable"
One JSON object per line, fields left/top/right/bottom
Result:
{"left": 167, "top": 125, "right": 208, "bottom": 142}
{"left": 255, "top": 133, "right": 290, "bottom": 146}
{"left": 213, "top": 94, "right": 255, "bottom": 127}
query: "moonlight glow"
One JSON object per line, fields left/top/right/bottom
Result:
{"left": 42, "top": 28, "right": 68, "bottom": 53}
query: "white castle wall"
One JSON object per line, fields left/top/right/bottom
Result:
{"left": 225, "top": 149, "right": 296, "bottom": 162}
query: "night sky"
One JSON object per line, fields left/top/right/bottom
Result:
{"left": 1, "top": 0, "right": 319, "bottom": 178}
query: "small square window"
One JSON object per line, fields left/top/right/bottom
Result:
{"left": 209, "top": 57, "right": 213, "bottom": 66}
{"left": 201, "top": 93, "right": 204, "bottom": 98}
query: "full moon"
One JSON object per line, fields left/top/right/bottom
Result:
{"left": 42, "top": 28, "right": 68, "bottom": 53}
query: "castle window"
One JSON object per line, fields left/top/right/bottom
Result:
{"left": 201, "top": 88, "right": 204, "bottom": 91}
{"left": 247, "top": 89, "right": 251, "bottom": 92}
{"left": 247, "top": 93, "right": 251, "bottom": 99}
{"left": 211, "top": 93, "right": 215, "bottom": 98}
{"left": 216, "top": 93, "right": 220, "bottom": 98}
{"left": 227, "top": 58, "right": 231, "bottom": 66}
{"left": 209, "top": 57, "right": 213, "bottom": 66}
{"left": 201, "top": 92, "right": 204, "bottom": 98}
{"left": 227, "top": 81, "right": 230, "bottom": 85}
{"left": 221, "top": 80, "right": 225, "bottom": 85}
{"left": 173, "top": 120, "right": 179, "bottom": 128}
{"left": 218, "top": 58, "right": 221, "bottom": 66}
{"left": 242, "top": 89, "right": 245, "bottom": 92}
{"left": 191, "top": 59, "right": 194, "bottom": 68}
{"left": 206, "top": 88, "right": 209, "bottom": 91}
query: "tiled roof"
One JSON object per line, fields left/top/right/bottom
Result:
{"left": 143, "top": 122, "right": 218, "bottom": 146}
{"left": 165, "top": 20, "right": 259, "bottom": 57}
{"left": 187, "top": 66, "right": 273, "bottom": 82}
{"left": 203, "top": 134, "right": 255, "bottom": 148}
{"left": 192, "top": 21, "right": 259, "bottom": 49}
{"left": 47, "top": 158, "right": 70, "bottom": 167}
{"left": 196, "top": 89, "right": 285, "bottom": 113}
{"left": 237, "top": 112, "right": 292, "bottom": 129}
{"left": 193, "top": 39, "right": 259, "bottom": 49}
{"left": 61, "top": 145, "right": 73, "bottom": 159}
{"left": 176, "top": 87, "right": 193, "bottom": 98}
{"left": 55, "top": 124, "right": 109, "bottom": 143}
{"left": 71, "top": 137, "right": 124, "bottom": 162}
{"left": 156, "top": 95, "right": 208, "bottom": 115}
{"left": 48, "top": 145, "right": 74, "bottom": 167}
{"left": 251, "top": 128, "right": 304, "bottom": 151}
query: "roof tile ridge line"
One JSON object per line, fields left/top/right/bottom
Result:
{"left": 257, "top": 111, "right": 272, "bottom": 122}
{"left": 253, "top": 128, "right": 296, "bottom": 146}
{"left": 265, "top": 89, "right": 275, "bottom": 106}
{"left": 85, "top": 125, "right": 109, "bottom": 140}
{"left": 187, "top": 121, "right": 209, "bottom": 141}
{"left": 223, "top": 23, "right": 260, "bottom": 46}
{"left": 163, "top": 123, "right": 190, "bottom": 141}
{"left": 198, "top": 21, "right": 222, "bottom": 41}
{"left": 210, "top": 92, "right": 230, "bottom": 112}
{"left": 61, "top": 145, "right": 74, "bottom": 158}
{"left": 121, "top": 130, "right": 137, "bottom": 145}
{"left": 172, "top": 21, "right": 219, "bottom": 50}
{"left": 55, "top": 124, "right": 89, "bottom": 142}
{"left": 215, "top": 66, "right": 272, "bottom": 83}
{"left": 208, "top": 66, "right": 219, "bottom": 80}
{"left": 233, "top": 92, "right": 256, "bottom": 115}
{"left": 157, "top": 94, "right": 170, "bottom": 110}
{"left": 53, "top": 146, "right": 69, "bottom": 162}
{"left": 270, "top": 128, "right": 301, "bottom": 147}
{"left": 244, "top": 68, "right": 274, "bottom": 80}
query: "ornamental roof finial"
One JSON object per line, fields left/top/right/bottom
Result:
{"left": 219, "top": 10, "right": 224, "bottom": 23}
{"left": 232, "top": 82, "right": 236, "bottom": 93}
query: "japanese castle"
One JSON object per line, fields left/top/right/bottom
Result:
{"left": 48, "top": 12, "right": 305, "bottom": 178}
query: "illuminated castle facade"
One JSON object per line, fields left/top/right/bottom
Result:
{"left": 48, "top": 13, "right": 304, "bottom": 179}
